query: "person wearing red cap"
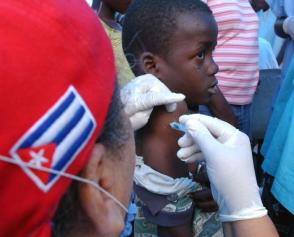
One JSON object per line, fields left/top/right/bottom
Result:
{"left": 0, "top": 1, "right": 185, "bottom": 236}
{"left": 0, "top": 0, "right": 121, "bottom": 235}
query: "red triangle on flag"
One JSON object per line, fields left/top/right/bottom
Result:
{"left": 16, "top": 144, "right": 56, "bottom": 184}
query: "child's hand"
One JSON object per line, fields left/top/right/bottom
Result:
{"left": 121, "top": 74, "right": 185, "bottom": 131}
{"left": 193, "top": 161, "right": 209, "bottom": 186}
{"left": 191, "top": 188, "right": 218, "bottom": 213}
{"left": 191, "top": 161, "right": 218, "bottom": 212}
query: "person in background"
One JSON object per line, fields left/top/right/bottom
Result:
{"left": 259, "top": 1, "right": 294, "bottom": 236}
{"left": 98, "top": 0, "right": 135, "bottom": 87}
{"left": 250, "top": 0, "right": 285, "bottom": 62}
{"left": 199, "top": 0, "right": 259, "bottom": 138}
{"left": 261, "top": 48, "right": 294, "bottom": 236}
{"left": 267, "top": 0, "right": 294, "bottom": 76}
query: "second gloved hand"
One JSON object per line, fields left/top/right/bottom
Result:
{"left": 121, "top": 74, "right": 185, "bottom": 131}
{"left": 177, "top": 114, "right": 267, "bottom": 222}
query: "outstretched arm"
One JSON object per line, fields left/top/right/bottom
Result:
{"left": 177, "top": 114, "right": 279, "bottom": 237}
{"left": 225, "top": 216, "right": 278, "bottom": 237}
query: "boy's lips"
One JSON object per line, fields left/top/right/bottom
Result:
{"left": 208, "top": 81, "right": 218, "bottom": 95}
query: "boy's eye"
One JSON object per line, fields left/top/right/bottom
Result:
{"left": 196, "top": 51, "right": 205, "bottom": 60}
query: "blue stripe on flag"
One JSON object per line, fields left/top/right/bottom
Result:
{"left": 53, "top": 106, "right": 85, "bottom": 144}
{"left": 49, "top": 120, "right": 94, "bottom": 182}
{"left": 19, "top": 92, "right": 75, "bottom": 149}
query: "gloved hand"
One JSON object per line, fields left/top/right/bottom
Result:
{"left": 177, "top": 114, "right": 267, "bottom": 222}
{"left": 283, "top": 16, "right": 294, "bottom": 40}
{"left": 177, "top": 133, "right": 203, "bottom": 163}
{"left": 121, "top": 74, "right": 185, "bottom": 131}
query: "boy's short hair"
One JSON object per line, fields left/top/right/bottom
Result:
{"left": 122, "top": 0, "right": 212, "bottom": 69}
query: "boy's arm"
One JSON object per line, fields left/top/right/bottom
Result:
{"left": 205, "top": 86, "right": 238, "bottom": 127}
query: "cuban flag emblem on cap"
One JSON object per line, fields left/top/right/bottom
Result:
{"left": 10, "top": 86, "right": 97, "bottom": 192}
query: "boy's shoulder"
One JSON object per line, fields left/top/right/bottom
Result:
{"left": 136, "top": 101, "right": 189, "bottom": 178}
{"left": 146, "top": 101, "right": 188, "bottom": 133}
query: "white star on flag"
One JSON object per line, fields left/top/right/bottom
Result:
{"left": 29, "top": 149, "right": 48, "bottom": 168}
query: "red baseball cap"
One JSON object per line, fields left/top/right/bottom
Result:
{"left": 0, "top": 0, "right": 115, "bottom": 236}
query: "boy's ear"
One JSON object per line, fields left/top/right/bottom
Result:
{"left": 140, "top": 52, "right": 161, "bottom": 77}
{"left": 78, "top": 144, "right": 125, "bottom": 236}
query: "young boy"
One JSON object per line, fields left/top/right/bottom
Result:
{"left": 98, "top": 0, "right": 135, "bottom": 86}
{"left": 122, "top": 0, "right": 223, "bottom": 236}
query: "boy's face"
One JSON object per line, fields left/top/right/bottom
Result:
{"left": 157, "top": 13, "right": 219, "bottom": 107}
{"left": 103, "top": 0, "right": 132, "bottom": 14}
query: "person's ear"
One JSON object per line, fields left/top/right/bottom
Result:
{"left": 140, "top": 52, "right": 162, "bottom": 77}
{"left": 78, "top": 144, "right": 125, "bottom": 237}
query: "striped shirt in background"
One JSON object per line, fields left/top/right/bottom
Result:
{"left": 206, "top": 0, "right": 259, "bottom": 105}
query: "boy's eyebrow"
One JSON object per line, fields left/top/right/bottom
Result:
{"left": 193, "top": 40, "right": 216, "bottom": 51}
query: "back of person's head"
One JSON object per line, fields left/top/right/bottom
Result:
{"left": 122, "top": 0, "right": 212, "bottom": 74}
{"left": 0, "top": 0, "right": 125, "bottom": 236}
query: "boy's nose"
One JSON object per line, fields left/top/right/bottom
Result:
{"left": 208, "top": 59, "right": 219, "bottom": 76}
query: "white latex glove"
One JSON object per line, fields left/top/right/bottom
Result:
{"left": 177, "top": 133, "right": 203, "bottom": 163}
{"left": 178, "top": 114, "right": 267, "bottom": 222}
{"left": 283, "top": 16, "right": 294, "bottom": 40}
{"left": 121, "top": 74, "right": 185, "bottom": 131}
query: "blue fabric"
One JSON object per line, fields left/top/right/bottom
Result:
{"left": 120, "top": 192, "right": 137, "bottom": 237}
{"left": 266, "top": 0, "right": 294, "bottom": 16}
{"left": 258, "top": 38, "right": 279, "bottom": 70}
{"left": 261, "top": 57, "right": 294, "bottom": 214}
{"left": 282, "top": 40, "right": 294, "bottom": 77}
{"left": 198, "top": 104, "right": 251, "bottom": 137}
{"left": 265, "top": 0, "right": 294, "bottom": 77}
{"left": 257, "top": 9, "right": 285, "bottom": 58}
{"left": 250, "top": 69, "right": 281, "bottom": 140}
